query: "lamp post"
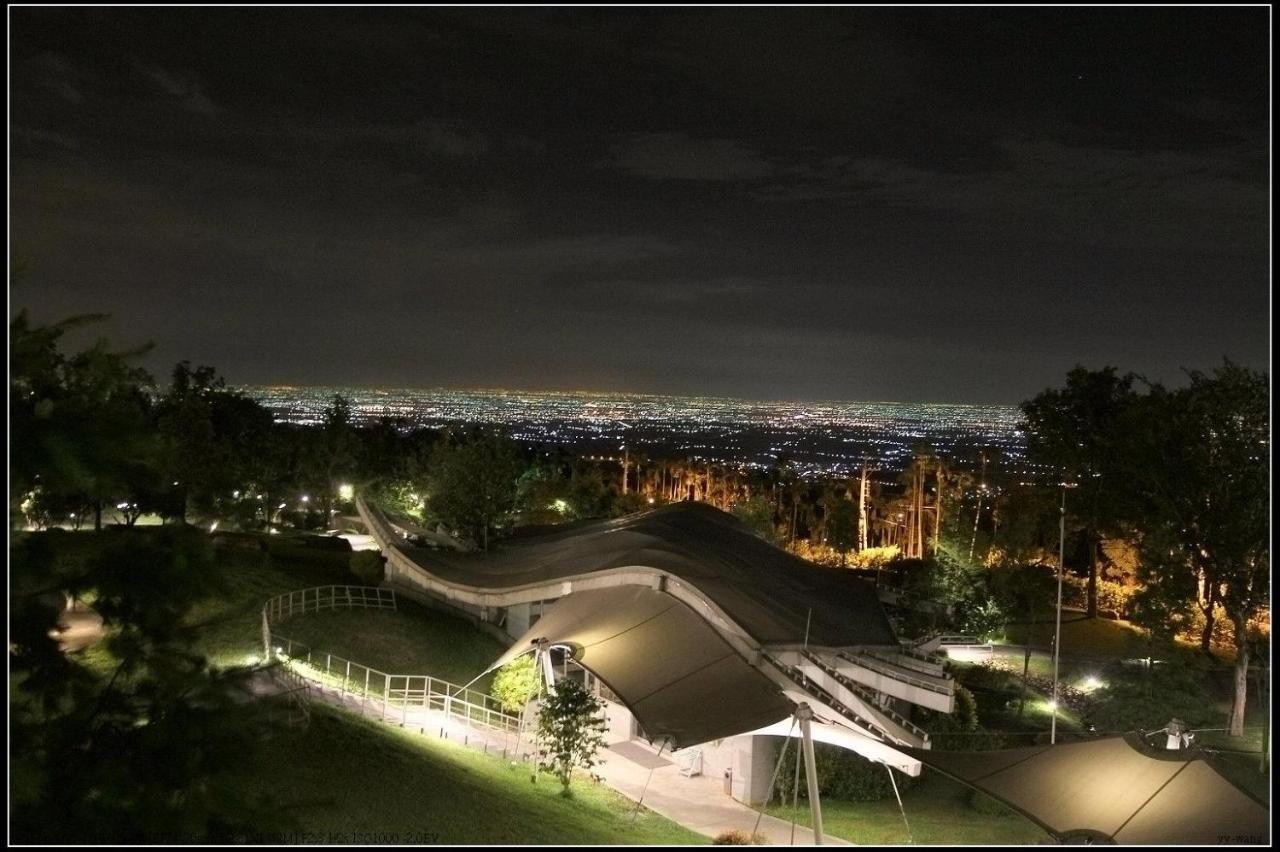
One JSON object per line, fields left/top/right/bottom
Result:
{"left": 1050, "top": 485, "right": 1066, "bottom": 745}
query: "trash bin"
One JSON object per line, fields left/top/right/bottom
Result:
{"left": 723, "top": 769, "right": 733, "bottom": 795}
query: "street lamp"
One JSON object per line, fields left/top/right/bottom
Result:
{"left": 1050, "top": 483, "right": 1069, "bottom": 745}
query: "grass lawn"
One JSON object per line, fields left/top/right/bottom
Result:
{"left": 758, "top": 771, "right": 1048, "bottom": 845}
{"left": 272, "top": 597, "right": 505, "bottom": 689}
{"left": 1001, "top": 612, "right": 1154, "bottom": 661}
{"left": 237, "top": 704, "right": 704, "bottom": 845}
{"left": 186, "top": 542, "right": 344, "bottom": 667}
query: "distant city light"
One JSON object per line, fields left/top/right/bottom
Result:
{"left": 300, "top": 494, "right": 310, "bottom": 503}
{"left": 238, "top": 387, "right": 1032, "bottom": 479}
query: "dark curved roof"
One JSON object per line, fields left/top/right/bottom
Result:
{"left": 397, "top": 501, "right": 896, "bottom": 648}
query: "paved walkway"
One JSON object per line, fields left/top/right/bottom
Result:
{"left": 278, "top": 673, "right": 846, "bottom": 844}
{"left": 596, "top": 742, "right": 847, "bottom": 845}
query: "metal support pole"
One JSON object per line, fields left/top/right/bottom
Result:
{"left": 536, "top": 638, "right": 557, "bottom": 695}
{"left": 885, "top": 762, "right": 913, "bottom": 843}
{"left": 631, "top": 738, "right": 669, "bottom": 823}
{"left": 1051, "top": 486, "right": 1066, "bottom": 745}
{"left": 790, "top": 728, "right": 803, "bottom": 845}
{"left": 797, "top": 704, "right": 824, "bottom": 845}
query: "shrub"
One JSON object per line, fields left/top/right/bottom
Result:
{"left": 713, "top": 829, "right": 768, "bottom": 845}
{"left": 958, "top": 596, "right": 1005, "bottom": 642}
{"left": 775, "top": 742, "right": 913, "bottom": 803}
{"left": 847, "top": 545, "right": 900, "bottom": 570}
{"left": 491, "top": 654, "right": 541, "bottom": 713}
{"left": 349, "top": 550, "right": 385, "bottom": 585}
{"left": 261, "top": 534, "right": 351, "bottom": 574}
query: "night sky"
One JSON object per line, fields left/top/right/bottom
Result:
{"left": 9, "top": 8, "right": 1270, "bottom": 404}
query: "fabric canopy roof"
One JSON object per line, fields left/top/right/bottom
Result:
{"left": 905, "top": 734, "right": 1269, "bottom": 845}
{"left": 490, "top": 585, "right": 795, "bottom": 749}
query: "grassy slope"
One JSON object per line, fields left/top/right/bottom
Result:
{"left": 23, "top": 529, "right": 701, "bottom": 844}
{"left": 273, "top": 598, "right": 505, "bottom": 689}
{"left": 1001, "top": 612, "right": 1155, "bottom": 661}
{"left": 186, "top": 542, "right": 345, "bottom": 667}
{"left": 237, "top": 705, "right": 704, "bottom": 845}
{"left": 759, "top": 772, "right": 1048, "bottom": 845}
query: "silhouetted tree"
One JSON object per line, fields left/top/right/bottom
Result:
{"left": 428, "top": 429, "right": 522, "bottom": 551}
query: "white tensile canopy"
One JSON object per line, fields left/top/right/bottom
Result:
{"left": 488, "top": 584, "right": 795, "bottom": 749}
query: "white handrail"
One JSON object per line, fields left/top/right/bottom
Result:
{"left": 261, "top": 585, "right": 519, "bottom": 735}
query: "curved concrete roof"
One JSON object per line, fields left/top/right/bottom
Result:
{"left": 397, "top": 501, "right": 897, "bottom": 648}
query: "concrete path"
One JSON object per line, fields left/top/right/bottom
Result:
{"left": 596, "top": 744, "right": 849, "bottom": 845}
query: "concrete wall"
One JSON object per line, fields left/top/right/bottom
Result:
{"left": 601, "top": 696, "right": 636, "bottom": 745}
{"left": 506, "top": 602, "right": 531, "bottom": 639}
{"left": 694, "top": 734, "right": 778, "bottom": 805}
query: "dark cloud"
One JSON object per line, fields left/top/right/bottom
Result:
{"left": 8, "top": 7, "right": 1269, "bottom": 404}
{"left": 611, "top": 133, "right": 775, "bottom": 181}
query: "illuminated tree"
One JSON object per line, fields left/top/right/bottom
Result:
{"left": 732, "top": 495, "right": 778, "bottom": 544}
{"left": 1020, "top": 367, "right": 1139, "bottom": 617}
{"left": 536, "top": 677, "right": 607, "bottom": 798}
{"left": 1116, "top": 362, "right": 1268, "bottom": 736}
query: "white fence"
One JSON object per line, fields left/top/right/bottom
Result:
{"left": 261, "top": 585, "right": 519, "bottom": 736}
{"left": 263, "top": 584, "right": 397, "bottom": 626}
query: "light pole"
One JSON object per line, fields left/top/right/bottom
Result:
{"left": 1050, "top": 485, "right": 1066, "bottom": 745}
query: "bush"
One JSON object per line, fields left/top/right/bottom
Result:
{"left": 958, "top": 597, "right": 1005, "bottom": 642}
{"left": 847, "top": 545, "right": 900, "bottom": 570}
{"left": 261, "top": 534, "right": 351, "bottom": 573}
{"left": 713, "top": 829, "right": 768, "bottom": 845}
{"left": 775, "top": 742, "right": 913, "bottom": 803}
{"left": 491, "top": 654, "right": 541, "bottom": 712}
{"left": 349, "top": 550, "right": 385, "bottom": 585}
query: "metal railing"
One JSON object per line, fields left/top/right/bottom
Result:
{"left": 762, "top": 653, "right": 870, "bottom": 731}
{"left": 839, "top": 651, "right": 954, "bottom": 695}
{"left": 800, "top": 651, "right": 930, "bottom": 743}
{"left": 263, "top": 584, "right": 397, "bottom": 627}
{"left": 892, "top": 644, "right": 947, "bottom": 667}
{"left": 267, "top": 631, "right": 519, "bottom": 735}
